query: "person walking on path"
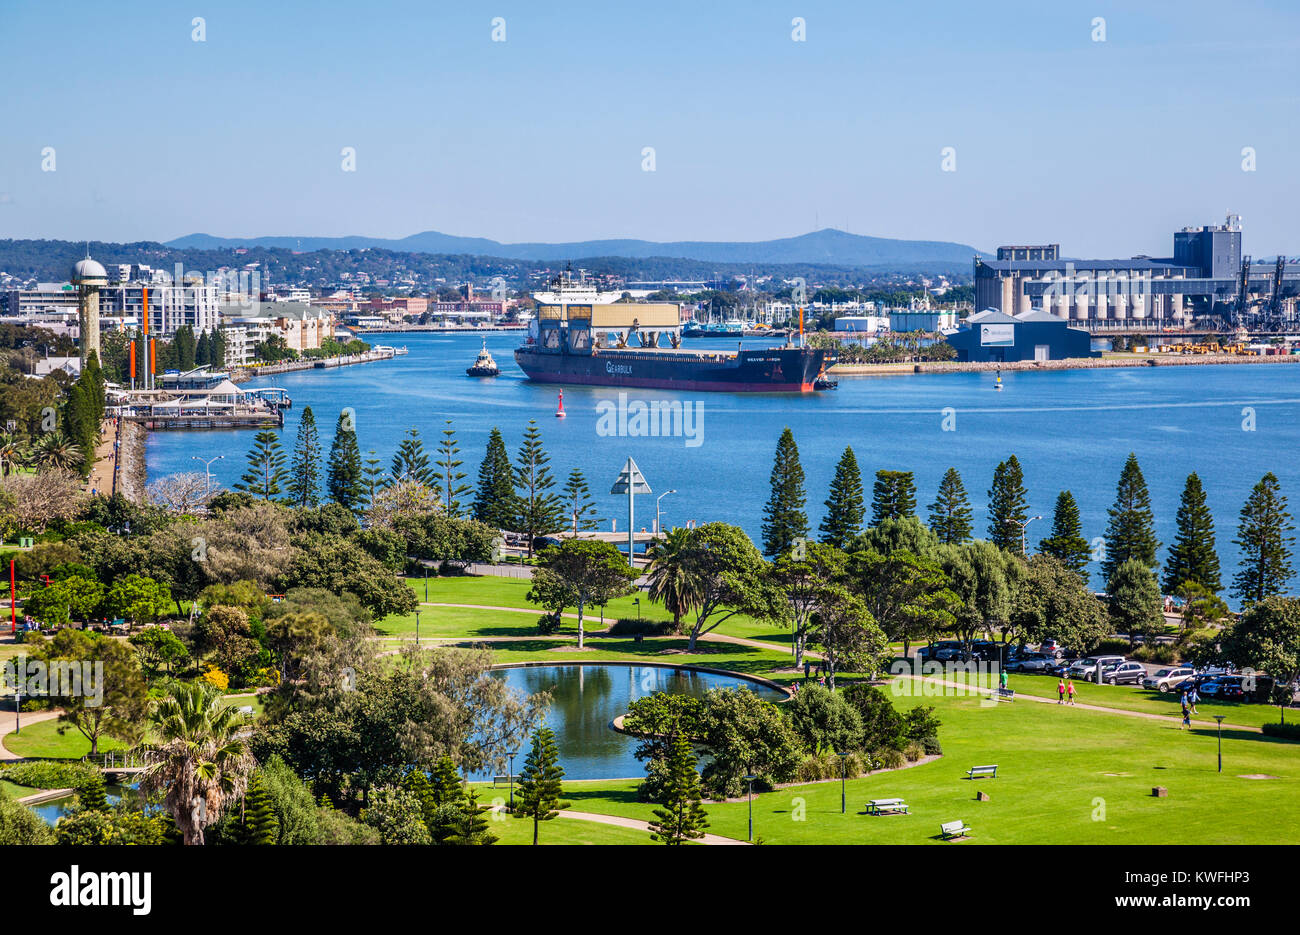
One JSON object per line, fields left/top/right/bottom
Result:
{"left": 1188, "top": 686, "right": 1200, "bottom": 715}
{"left": 1057, "top": 679, "right": 1066, "bottom": 704}
{"left": 1000, "top": 669, "right": 1009, "bottom": 691}
{"left": 1067, "top": 679, "right": 1076, "bottom": 705}
{"left": 1180, "top": 695, "right": 1191, "bottom": 729}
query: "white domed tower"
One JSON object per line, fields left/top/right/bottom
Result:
{"left": 71, "top": 253, "right": 108, "bottom": 366}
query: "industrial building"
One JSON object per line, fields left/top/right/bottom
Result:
{"left": 944, "top": 309, "right": 1097, "bottom": 363}
{"left": 974, "top": 216, "right": 1299, "bottom": 326}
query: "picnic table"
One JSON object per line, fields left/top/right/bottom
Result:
{"left": 866, "top": 797, "right": 909, "bottom": 815}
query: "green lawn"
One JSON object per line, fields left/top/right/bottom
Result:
{"left": 0, "top": 779, "right": 46, "bottom": 799}
{"left": 538, "top": 681, "right": 1299, "bottom": 844}
{"left": 2, "top": 717, "right": 129, "bottom": 759}
{"left": 486, "top": 813, "right": 655, "bottom": 845}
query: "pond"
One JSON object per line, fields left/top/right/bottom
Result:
{"left": 477, "top": 663, "right": 786, "bottom": 782}
{"left": 30, "top": 784, "right": 144, "bottom": 826}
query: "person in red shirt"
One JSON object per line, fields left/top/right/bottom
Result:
{"left": 1067, "top": 679, "right": 1076, "bottom": 705}
{"left": 1057, "top": 679, "right": 1066, "bottom": 704}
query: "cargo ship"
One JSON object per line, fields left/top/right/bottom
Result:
{"left": 513, "top": 269, "right": 830, "bottom": 393}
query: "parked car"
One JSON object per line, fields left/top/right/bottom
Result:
{"left": 1068, "top": 655, "right": 1126, "bottom": 681}
{"left": 1100, "top": 661, "right": 1147, "bottom": 685}
{"left": 919, "top": 640, "right": 962, "bottom": 662}
{"left": 1200, "top": 676, "right": 1249, "bottom": 700}
{"left": 1039, "top": 639, "right": 1064, "bottom": 656}
{"left": 1142, "top": 666, "right": 1195, "bottom": 692}
{"left": 1011, "top": 652, "right": 1055, "bottom": 673}
{"left": 1169, "top": 672, "right": 1220, "bottom": 694}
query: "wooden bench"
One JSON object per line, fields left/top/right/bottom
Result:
{"left": 966, "top": 765, "right": 998, "bottom": 780}
{"left": 866, "top": 798, "right": 909, "bottom": 816}
{"left": 994, "top": 687, "right": 1015, "bottom": 701}
{"left": 940, "top": 819, "right": 971, "bottom": 840}
{"left": 492, "top": 775, "right": 514, "bottom": 786}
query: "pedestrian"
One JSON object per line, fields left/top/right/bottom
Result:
{"left": 1180, "top": 694, "right": 1190, "bottom": 729}
{"left": 1189, "top": 686, "right": 1200, "bottom": 715}
{"left": 1067, "top": 679, "right": 1076, "bottom": 705}
{"left": 803, "top": 660, "right": 811, "bottom": 682}
{"left": 999, "top": 668, "right": 1008, "bottom": 691}
{"left": 1057, "top": 679, "right": 1066, "bottom": 704}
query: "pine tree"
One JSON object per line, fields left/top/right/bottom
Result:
{"left": 1038, "top": 490, "right": 1091, "bottom": 578}
{"left": 391, "top": 428, "right": 435, "bottom": 487}
{"left": 987, "top": 455, "right": 1029, "bottom": 550}
{"left": 1232, "top": 472, "right": 1296, "bottom": 606}
{"left": 434, "top": 420, "right": 471, "bottom": 517}
{"left": 195, "top": 330, "right": 211, "bottom": 367}
{"left": 325, "top": 412, "right": 364, "bottom": 511}
{"left": 287, "top": 405, "right": 322, "bottom": 508}
{"left": 761, "top": 426, "right": 809, "bottom": 558}
{"left": 361, "top": 449, "right": 387, "bottom": 510}
{"left": 647, "top": 733, "right": 709, "bottom": 845}
{"left": 512, "top": 421, "right": 565, "bottom": 558}
{"left": 512, "top": 727, "right": 569, "bottom": 845}
{"left": 819, "top": 446, "right": 865, "bottom": 548}
{"left": 927, "top": 467, "right": 973, "bottom": 544}
{"left": 77, "top": 772, "right": 109, "bottom": 812}
{"left": 239, "top": 773, "right": 279, "bottom": 845}
{"left": 173, "top": 325, "right": 196, "bottom": 370}
{"left": 1101, "top": 452, "right": 1159, "bottom": 580}
{"left": 870, "top": 470, "right": 917, "bottom": 525}
{"left": 1163, "top": 472, "right": 1222, "bottom": 594}
{"left": 473, "top": 427, "right": 516, "bottom": 531}
{"left": 446, "top": 786, "right": 497, "bottom": 846}
{"left": 562, "top": 468, "right": 601, "bottom": 534}
{"left": 210, "top": 329, "right": 227, "bottom": 369}
{"left": 234, "top": 430, "right": 287, "bottom": 500}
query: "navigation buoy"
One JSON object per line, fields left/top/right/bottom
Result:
{"left": 556, "top": 389, "right": 567, "bottom": 418}
{"left": 995, "top": 372, "right": 1003, "bottom": 391}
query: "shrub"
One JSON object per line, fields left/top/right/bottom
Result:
{"left": 919, "top": 734, "right": 943, "bottom": 756}
{"left": 1132, "top": 643, "right": 1177, "bottom": 664}
{"left": 874, "top": 747, "right": 906, "bottom": 770}
{"left": 536, "top": 613, "right": 562, "bottom": 635}
{"left": 793, "top": 750, "right": 875, "bottom": 783}
{"left": 903, "top": 741, "right": 925, "bottom": 762}
{"left": 1260, "top": 722, "right": 1300, "bottom": 741}
{"left": 786, "top": 684, "right": 864, "bottom": 755}
{"left": 54, "top": 810, "right": 172, "bottom": 845}
{"left": 0, "top": 761, "right": 100, "bottom": 791}
{"left": 202, "top": 665, "right": 229, "bottom": 691}
{"left": 0, "top": 794, "right": 54, "bottom": 845}
{"left": 1091, "top": 638, "right": 1133, "bottom": 656}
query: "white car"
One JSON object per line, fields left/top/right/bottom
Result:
{"left": 1142, "top": 666, "right": 1194, "bottom": 692}
{"left": 1067, "top": 655, "right": 1126, "bottom": 681}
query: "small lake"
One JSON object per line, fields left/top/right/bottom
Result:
{"left": 478, "top": 663, "right": 785, "bottom": 781}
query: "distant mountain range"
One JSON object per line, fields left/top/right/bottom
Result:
{"left": 167, "top": 228, "right": 988, "bottom": 269}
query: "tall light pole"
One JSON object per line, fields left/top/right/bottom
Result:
{"left": 507, "top": 750, "right": 518, "bottom": 808}
{"left": 837, "top": 752, "right": 849, "bottom": 814}
{"left": 192, "top": 454, "right": 224, "bottom": 496}
{"left": 1214, "top": 715, "right": 1226, "bottom": 772}
{"left": 744, "top": 773, "right": 757, "bottom": 842}
{"left": 1009, "top": 515, "right": 1043, "bottom": 555}
{"left": 414, "top": 609, "right": 420, "bottom": 646}
{"left": 655, "top": 489, "right": 676, "bottom": 534}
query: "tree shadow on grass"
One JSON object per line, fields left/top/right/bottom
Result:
{"left": 1188, "top": 726, "right": 1300, "bottom": 745}
{"left": 563, "top": 785, "right": 643, "bottom": 809}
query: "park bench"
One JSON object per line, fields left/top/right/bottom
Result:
{"left": 994, "top": 687, "right": 1015, "bottom": 701}
{"left": 866, "top": 798, "right": 909, "bottom": 816}
{"left": 492, "top": 775, "right": 514, "bottom": 786}
{"left": 940, "top": 820, "right": 971, "bottom": 840}
{"left": 966, "top": 765, "right": 998, "bottom": 780}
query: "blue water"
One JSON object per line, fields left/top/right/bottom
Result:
{"left": 147, "top": 331, "right": 1300, "bottom": 591}
{"left": 477, "top": 663, "right": 784, "bottom": 781}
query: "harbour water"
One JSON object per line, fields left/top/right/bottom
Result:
{"left": 147, "top": 331, "right": 1300, "bottom": 591}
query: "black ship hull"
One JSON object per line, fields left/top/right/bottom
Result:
{"left": 514, "top": 345, "right": 828, "bottom": 392}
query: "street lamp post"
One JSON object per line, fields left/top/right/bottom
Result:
{"left": 1214, "top": 715, "right": 1226, "bottom": 772}
{"left": 423, "top": 566, "right": 429, "bottom": 602}
{"left": 507, "top": 750, "right": 518, "bottom": 808}
{"left": 633, "top": 598, "right": 641, "bottom": 623}
{"left": 655, "top": 489, "right": 677, "bottom": 534}
{"left": 191, "top": 454, "right": 224, "bottom": 496}
{"left": 744, "top": 773, "right": 757, "bottom": 842}
{"left": 414, "top": 609, "right": 420, "bottom": 646}
{"left": 837, "top": 751, "right": 849, "bottom": 814}
{"left": 1009, "top": 515, "right": 1043, "bottom": 554}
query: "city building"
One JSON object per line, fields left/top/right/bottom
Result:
{"left": 71, "top": 255, "right": 107, "bottom": 365}
{"left": 944, "top": 309, "right": 1097, "bottom": 363}
{"left": 218, "top": 301, "right": 332, "bottom": 366}
{"left": 888, "top": 308, "right": 958, "bottom": 332}
{"left": 973, "top": 216, "right": 1300, "bottom": 324}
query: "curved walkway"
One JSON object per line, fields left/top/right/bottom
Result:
{"left": 905, "top": 675, "right": 1261, "bottom": 733}
{"left": 0, "top": 709, "right": 63, "bottom": 761}
{"left": 488, "top": 803, "right": 748, "bottom": 845}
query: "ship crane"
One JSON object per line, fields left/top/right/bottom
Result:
{"left": 1268, "top": 255, "right": 1287, "bottom": 320}
{"left": 1234, "top": 254, "right": 1252, "bottom": 326}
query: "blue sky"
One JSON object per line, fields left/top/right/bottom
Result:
{"left": 1, "top": 0, "right": 1297, "bottom": 256}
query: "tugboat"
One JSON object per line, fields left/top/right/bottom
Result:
{"left": 466, "top": 340, "right": 500, "bottom": 377}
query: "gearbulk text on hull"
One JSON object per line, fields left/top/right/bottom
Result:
{"left": 513, "top": 268, "right": 830, "bottom": 393}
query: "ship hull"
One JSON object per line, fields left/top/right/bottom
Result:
{"left": 514, "top": 346, "right": 827, "bottom": 393}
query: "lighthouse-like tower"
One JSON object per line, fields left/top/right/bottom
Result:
{"left": 71, "top": 254, "right": 108, "bottom": 367}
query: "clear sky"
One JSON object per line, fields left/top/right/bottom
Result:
{"left": 1, "top": 0, "right": 1297, "bottom": 257}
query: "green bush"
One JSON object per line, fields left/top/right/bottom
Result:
{"left": 1132, "top": 643, "right": 1177, "bottom": 664}
{"left": 1091, "top": 638, "right": 1133, "bottom": 656}
{"left": 536, "top": 613, "right": 562, "bottom": 635}
{"left": 874, "top": 747, "right": 906, "bottom": 770}
{"left": 793, "top": 751, "right": 875, "bottom": 783}
{"left": 1260, "top": 721, "right": 1300, "bottom": 741}
{"left": 0, "top": 761, "right": 100, "bottom": 791}
{"left": 919, "top": 734, "right": 943, "bottom": 756}
{"left": 903, "top": 741, "right": 925, "bottom": 762}
{"left": 0, "top": 794, "right": 54, "bottom": 845}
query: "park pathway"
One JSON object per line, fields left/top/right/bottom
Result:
{"left": 904, "top": 675, "right": 1260, "bottom": 733}
{"left": 0, "top": 709, "right": 63, "bottom": 760}
{"left": 488, "top": 803, "right": 748, "bottom": 845}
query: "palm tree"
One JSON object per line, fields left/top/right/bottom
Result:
{"left": 29, "top": 431, "right": 83, "bottom": 472}
{"left": 645, "top": 526, "right": 701, "bottom": 634}
{"left": 140, "top": 682, "right": 254, "bottom": 845}
{"left": 0, "top": 432, "right": 28, "bottom": 476}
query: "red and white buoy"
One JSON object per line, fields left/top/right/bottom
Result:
{"left": 555, "top": 389, "right": 567, "bottom": 418}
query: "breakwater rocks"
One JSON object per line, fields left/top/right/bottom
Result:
{"left": 117, "top": 419, "right": 147, "bottom": 503}
{"left": 830, "top": 354, "right": 1300, "bottom": 377}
